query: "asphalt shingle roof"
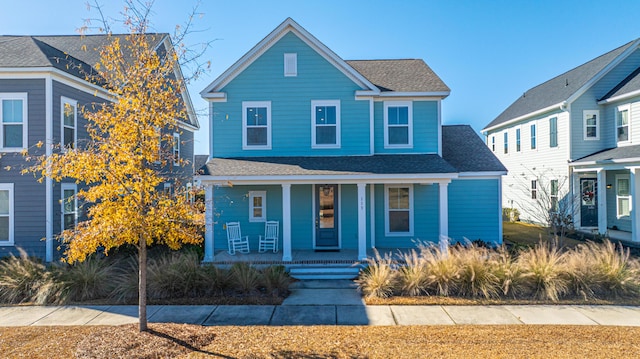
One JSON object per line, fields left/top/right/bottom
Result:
{"left": 572, "top": 144, "right": 640, "bottom": 164}
{"left": 599, "top": 66, "right": 640, "bottom": 101}
{"left": 346, "top": 59, "right": 450, "bottom": 93}
{"left": 484, "top": 40, "right": 637, "bottom": 130}
{"left": 199, "top": 125, "right": 505, "bottom": 178}
{"left": 442, "top": 125, "right": 507, "bottom": 172}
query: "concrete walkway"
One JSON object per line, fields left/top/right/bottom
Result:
{"left": 1, "top": 280, "right": 640, "bottom": 326}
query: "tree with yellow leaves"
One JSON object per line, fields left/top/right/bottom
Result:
{"left": 27, "top": 3, "right": 205, "bottom": 331}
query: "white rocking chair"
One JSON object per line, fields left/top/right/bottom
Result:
{"left": 259, "top": 220, "right": 279, "bottom": 253}
{"left": 226, "top": 222, "right": 250, "bottom": 255}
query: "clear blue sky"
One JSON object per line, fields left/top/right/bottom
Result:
{"left": 2, "top": 0, "right": 640, "bottom": 155}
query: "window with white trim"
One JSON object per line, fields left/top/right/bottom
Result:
{"left": 0, "top": 184, "right": 14, "bottom": 244}
{"left": 249, "top": 191, "right": 266, "bottom": 222}
{"left": 503, "top": 131, "right": 508, "bottom": 154}
{"left": 616, "top": 175, "right": 630, "bottom": 218}
{"left": 549, "top": 117, "right": 558, "bottom": 148}
{"left": 242, "top": 101, "right": 271, "bottom": 149}
{"left": 173, "top": 132, "right": 180, "bottom": 165}
{"left": 531, "top": 180, "right": 537, "bottom": 199}
{"left": 583, "top": 110, "right": 599, "bottom": 140}
{"left": 61, "top": 184, "right": 77, "bottom": 231}
{"left": 311, "top": 100, "right": 340, "bottom": 148}
{"left": 530, "top": 123, "right": 537, "bottom": 149}
{"left": 550, "top": 179, "right": 559, "bottom": 212}
{"left": 284, "top": 53, "right": 297, "bottom": 77}
{"left": 385, "top": 185, "right": 413, "bottom": 236}
{"left": 516, "top": 128, "right": 521, "bottom": 152}
{"left": 0, "top": 93, "right": 27, "bottom": 150}
{"left": 61, "top": 97, "right": 77, "bottom": 149}
{"left": 491, "top": 136, "right": 495, "bottom": 151}
{"left": 616, "top": 104, "right": 630, "bottom": 144}
{"left": 384, "top": 101, "right": 412, "bottom": 148}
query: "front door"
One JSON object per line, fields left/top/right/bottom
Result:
{"left": 315, "top": 184, "right": 339, "bottom": 248}
{"left": 580, "top": 178, "right": 598, "bottom": 227}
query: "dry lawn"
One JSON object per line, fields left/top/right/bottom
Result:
{"left": 1, "top": 324, "right": 640, "bottom": 358}
{"left": 503, "top": 221, "right": 584, "bottom": 248}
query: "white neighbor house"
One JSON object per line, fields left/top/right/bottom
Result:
{"left": 483, "top": 38, "right": 640, "bottom": 242}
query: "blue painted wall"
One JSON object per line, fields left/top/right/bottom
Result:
{"left": 448, "top": 178, "right": 501, "bottom": 244}
{"left": 212, "top": 32, "right": 370, "bottom": 157}
{"left": 373, "top": 100, "right": 439, "bottom": 154}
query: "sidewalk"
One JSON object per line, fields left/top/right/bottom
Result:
{"left": 1, "top": 280, "right": 640, "bottom": 326}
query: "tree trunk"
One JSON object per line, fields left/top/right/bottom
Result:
{"left": 138, "top": 234, "right": 148, "bottom": 332}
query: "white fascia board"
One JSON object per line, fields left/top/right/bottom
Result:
{"left": 199, "top": 18, "right": 378, "bottom": 97}
{"left": 377, "top": 91, "right": 450, "bottom": 98}
{"left": 202, "top": 92, "right": 227, "bottom": 102}
{"left": 197, "top": 173, "right": 459, "bottom": 185}
{"left": 482, "top": 102, "right": 566, "bottom": 133}
{"left": 597, "top": 89, "right": 640, "bottom": 105}
{"left": 571, "top": 157, "right": 640, "bottom": 167}
{"left": 0, "top": 68, "right": 113, "bottom": 100}
{"left": 355, "top": 90, "right": 381, "bottom": 97}
{"left": 457, "top": 171, "right": 507, "bottom": 178}
{"left": 567, "top": 39, "right": 640, "bottom": 105}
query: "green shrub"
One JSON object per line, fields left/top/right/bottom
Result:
{"left": 356, "top": 250, "right": 397, "bottom": 298}
{"left": 261, "top": 265, "right": 291, "bottom": 296}
{"left": 58, "top": 256, "right": 118, "bottom": 302}
{"left": 0, "top": 248, "right": 66, "bottom": 304}
{"left": 199, "top": 264, "right": 230, "bottom": 295}
{"left": 396, "top": 249, "right": 428, "bottom": 296}
{"left": 455, "top": 244, "right": 500, "bottom": 299}
{"left": 517, "top": 242, "right": 569, "bottom": 301}
{"left": 229, "top": 262, "right": 261, "bottom": 294}
{"left": 147, "top": 250, "right": 203, "bottom": 299}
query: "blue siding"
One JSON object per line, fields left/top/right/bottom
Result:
{"left": 374, "top": 100, "right": 439, "bottom": 154}
{"left": 212, "top": 32, "right": 370, "bottom": 157}
{"left": 340, "top": 184, "right": 358, "bottom": 249}
{"left": 291, "top": 184, "right": 313, "bottom": 249}
{"left": 374, "top": 184, "right": 439, "bottom": 248}
{"left": 448, "top": 179, "right": 501, "bottom": 244}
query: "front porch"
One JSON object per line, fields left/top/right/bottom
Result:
{"left": 209, "top": 248, "right": 410, "bottom": 266}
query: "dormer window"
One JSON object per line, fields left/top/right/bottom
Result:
{"left": 284, "top": 53, "right": 297, "bottom": 77}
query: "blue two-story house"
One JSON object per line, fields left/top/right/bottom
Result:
{"left": 198, "top": 18, "right": 506, "bottom": 262}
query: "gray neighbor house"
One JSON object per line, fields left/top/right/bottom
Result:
{"left": 0, "top": 34, "right": 199, "bottom": 262}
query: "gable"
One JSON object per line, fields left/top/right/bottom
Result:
{"left": 201, "top": 18, "right": 378, "bottom": 97}
{"left": 220, "top": 32, "right": 364, "bottom": 94}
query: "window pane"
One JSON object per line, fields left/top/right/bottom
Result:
{"left": 551, "top": 180, "right": 558, "bottom": 196}
{"left": 388, "top": 107, "right": 398, "bottom": 125}
{"left": 253, "top": 196, "right": 262, "bottom": 208}
{"left": 618, "top": 126, "right": 629, "bottom": 142}
{"left": 586, "top": 127, "right": 597, "bottom": 137}
{"left": 388, "top": 127, "right": 408, "bottom": 145}
{"left": 247, "top": 127, "right": 267, "bottom": 146}
{"left": 247, "top": 107, "right": 267, "bottom": 126}
{"left": 586, "top": 115, "right": 596, "bottom": 126}
{"left": 3, "top": 124, "right": 22, "bottom": 147}
{"left": 618, "top": 179, "right": 630, "bottom": 196}
{"left": 397, "top": 107, "right": 408, "bottom": 125}
{"left": 389, "top": 188, "right": 409, "bottom": 209}
{"left": 389, "top": 211, "right": 409, "bottom": 232}
{"left": 0, "top": 217, "right": 8, "bottom": 241}
{"left": 63, "top": 213, "right": 75, "bottom": 230}
{"left": 618, "top": 110, "right": 629, "bottom": 126}
{"left": 2, "top": 100, "right": 23, "bottom": 123}
{"left": 64, "top": 127, "right": 74, "bottom": 148}
{"left": 63, "top": 189, "right": 75, "bottom": 213}
{"left": 316, "top": 106, "right": 336, "bottom": 125}
{"left": 619, "top": 198, "right": 630, "bottom": 216}
{"left": 63, "top": 103, "right": 75, "bottom": 127}
{"left": 253, "top": 208, "right": 262, "bottom": 218}
{"left": 316, "top": 126, "right": 336, "bottom": 145}
{"left": 0, "top": 190, "right": 8, "bottom": 214}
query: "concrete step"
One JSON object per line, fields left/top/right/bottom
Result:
{"left": 288, "top": 265, "right": 362, "bottom": 280}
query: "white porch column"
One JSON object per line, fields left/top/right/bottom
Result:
{"left": 597, "top": 169, "right": 608, "bottom": 234}
{"left": 203, "top": 184, "right": 214, "bottom": 262}
{"left": 369, "top": 184, "right": 376, "bottom": 248}
{"left": 439, "top": 181, "right": 449, "bottom": 252}
{"left": 357, "top": 183, "right": 367, "bottom": 260}
{"left": 631, "top": 169, "right": 640, "bottom": 242}
{"left": 282, "top": 183, "right": 292, "bottom": 261}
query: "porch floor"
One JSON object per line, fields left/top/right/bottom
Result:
{"left": 210, "top": 248, "right": 407, "bottom": 265}
{"left": 577, "top": 229, "right": 633, "bottom": 242}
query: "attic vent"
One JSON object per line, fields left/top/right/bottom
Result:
{"left": 284, "top": 53, "right": 297, "bottom": 77}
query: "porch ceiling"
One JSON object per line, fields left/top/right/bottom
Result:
{"left": 198, "top": 154, "right": 458, "bottom": 178}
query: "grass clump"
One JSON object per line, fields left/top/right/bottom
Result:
{"left": 356, "top": 250, "right": 397, "bottom": 298}
{"left": 0, "top": 248, "right": 66, "bottom": 304}
{"left": 420, "top": 244, "right": 460, "bottom": 297}
{"left": 58, "top": 255, "right": 118, "bottom": 302}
